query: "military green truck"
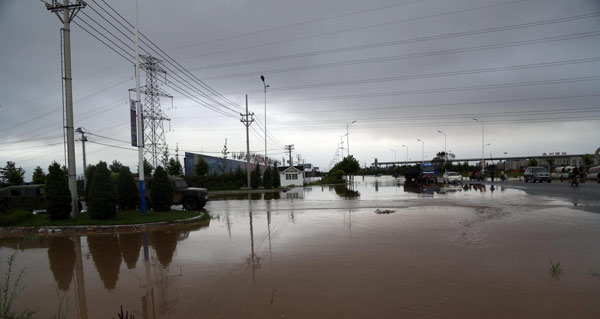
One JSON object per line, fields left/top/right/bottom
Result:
{"left": 138, "top": 176, "right": 208, "bottom": 211}
{"left": 0, "top": 184, "right": 45, "bottom": 213}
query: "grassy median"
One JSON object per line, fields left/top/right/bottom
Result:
{"left": 10, "top": 209, "right": 207, "bottom": 227}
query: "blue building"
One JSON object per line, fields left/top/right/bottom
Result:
{"left": 184, "top": 152, "right": 264, "bottom": 176}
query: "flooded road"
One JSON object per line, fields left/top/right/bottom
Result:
{"left": 2, "top": 176, "right": 600, "bottom": 318}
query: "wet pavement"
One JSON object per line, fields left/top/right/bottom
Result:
{"left": 2, "top": 176, "right": 600, "bottom": 318}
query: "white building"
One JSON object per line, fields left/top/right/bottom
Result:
{"left": 278, "top": 166, "right": 305, "bottom": 187}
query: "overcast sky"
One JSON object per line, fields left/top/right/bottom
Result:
{"left": 1, "top": 0, "right": 599, "bottom": 179}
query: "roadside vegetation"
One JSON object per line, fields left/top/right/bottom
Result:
{"left": 14, "top": 210, "right": 206, "bottom": 227}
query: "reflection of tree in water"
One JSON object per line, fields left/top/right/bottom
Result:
{"left": 87, "top": 234, "right": 122, "bottom": 290}
{"left": 263, "top": 192, "right": 281, "bottom": 200}
{"left": 149, "top": 230, "right": 179, "bottom": 267}
{"left": 250, "top": 193, "right": 263, "bottom": 200}
{"left": 47, "top": 237, "right": 75, "bottom": 291}
{"left": 333, "top": 185, "right": 360, "bottom": 198}
{"left": 119, "top": 233, "right": 142, "bottom": 269}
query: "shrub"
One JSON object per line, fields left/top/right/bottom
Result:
{"left": 263, "top": 167, "right": 273, "bottom": 189}
{"left": 31, "top": 166, "right": 46, "bottom": 184}
{"left": 45, "top": 162, "right": 72, "bottom": 221}
{"left": 118, "top": 167, "right": 139, "bottom": 210}
{"left": 150, "top": 166, "right": 173, "bottom": 211}
{"left": 84, "top": 164, "right": 97, "bottom": 200}
{"left": 88, "top": 161, "right": 117, "bottom": 220}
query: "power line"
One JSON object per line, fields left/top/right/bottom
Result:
{"left": 189, "top": 12, "right": 600, "bottom": 71}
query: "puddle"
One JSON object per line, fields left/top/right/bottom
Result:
{"left": 2, "top": 176, "right": 600, "bottom": 318}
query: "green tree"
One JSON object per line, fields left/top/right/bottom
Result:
{"left": 582, "top": 154, "right": 593, "bottom": 167}
{"left": 138, "top": 159, "right": 153, "bottom": 177}
{"left": 263, "top": 167, "right": 273, "bottom": 189}
{"left": 1, "top": 161, "right": 25, "bottom": 185}
{"left": 194, "top": 156, "right": 209, "bottom": 186}
{"left": 88, "top": 161, "right": 117, "bottom": 220}
{"left": 272, "top": 164, "right": 281, "bottom": 188}
{"left": 528, "top": 158, "right": 539, "bottom": 167}
{"left": 546, "top": 158, "right": 555, "bottom": 169}
{"left": 250, "top": 164, "right": 261, "bottom": 189}
{"left": 109, "top": 160, "right": 124, "bottom": 173}
{"left": 166, "top": 157, "right": 183, "bottom": 176}
{"left": 117, "top": 166, "right": 138, "bottom": 210}
{"left": 84, "top": 164, "right": 97, "bottom": 200}
{"left": 31, "top": 166, "right": 46, "bottom": 184}
{"left": 150, "top": 166, "right": 173, "bottom": 211}
{"left": 45, "top": 162, "right": 72, "bottom": 221}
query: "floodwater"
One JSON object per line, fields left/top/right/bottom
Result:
{"left": 2, "top": 176, "right": 600, "bottom": 318}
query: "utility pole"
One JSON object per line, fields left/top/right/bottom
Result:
{"left": 75, "top": 128, "right": 87, "bottom": 189}
{"left": 473, "top": 118, "right": 485, "bottom": 175}
{"left": 340, "top": 136, "right": 345, "bottom": 158}
{"left": 260, "top": 75, "right": 269, "bottom": 170}
{"left": 134, "top": 0, "right": 146, "bottom": 214}
{"left": 45, "top": 0, "right": 86, "bottom": 218}
{"left": 240, "top": 94, "right": 254, "bottom": 188}
{"left": 285, "top": 145, "right": 294, "bottom": 166}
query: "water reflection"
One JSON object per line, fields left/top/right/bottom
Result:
{"left": 119, "top": 233, "right": 142, "bottom": 269}
{"left": 87, "top": 234, "right": 122, "bottom": 290}
{"left": 333, "top": 185, "right": 360, "bottom": 198}
{"left": 149, "top": 230, "right": 180, "bottom": 267}
{"left": 47, "top": 237, "right": 75, "bottom": 291}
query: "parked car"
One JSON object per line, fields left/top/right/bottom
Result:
{"left": 0, "top": 184, "right": 45, "bottom": 213}
{"left": 524, "top": 166, "right": 552, "bottom": 183}
{"left": 138, "top": 176, "right": 208, "bottom": 211}
{"left": 443, "top": 171, "right": 463, "bottom": 184}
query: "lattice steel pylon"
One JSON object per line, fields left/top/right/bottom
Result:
{"left": 132, "top": 55, "right": 172, "bottom": 168}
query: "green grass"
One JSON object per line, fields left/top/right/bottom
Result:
{"left": 0, "top": 210, "right": 34, "bottom": 226}
{"left": 13, "top": 209, "right": 205, "bottom": 227}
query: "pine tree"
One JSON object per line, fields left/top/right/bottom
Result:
{"left": 167, "top": 157, "right": 183, "bottom": 176}
{"left": 272, "top": 163, "right": 281, "bottom": 188}
{"left": 150, "top": 166, "right": 173, "bottom": 211}
{"left": 32, "top": 166, "right": 47, "bottom": 184}
{"left": 117, "top": 166, "right": 139, "bottom": 210}
{"left": 45, "top": 162, "right": 71, "bottom": 220}
{"left": 109, "top": 160, "right": 124, "bottom": 173}
{"left": 84, "top": 164, "right": 96, "bottom": 200}
{"left": 88, "top": 161, "right": 117, "bottom": 220}
{"left": 263, "top": 167, "right": 273, "bottom": 189}
{"left": 250, "top": 164, "right": 261, "bottom": 189}
{"left": 1, "top": 161, "right": 25, "bottom": 185}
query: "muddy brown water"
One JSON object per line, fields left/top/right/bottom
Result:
{"left": 2, "top": 176, "right": 600, "bottom": 318}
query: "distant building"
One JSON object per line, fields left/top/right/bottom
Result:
{"left": 184, "top": 152, "right": 263, "bottom": 176}
{"left": 278, "top": 166, "right": 305, "bottom": 187}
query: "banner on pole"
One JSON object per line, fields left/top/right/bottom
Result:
{"left": 130, "top": 99, "right": 137, "bottom": 147}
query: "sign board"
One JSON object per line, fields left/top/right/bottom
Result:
{"left": 130, "top": 99, "right": 137, "bottom": 147}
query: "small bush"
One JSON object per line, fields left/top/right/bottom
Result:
{"left": 88, "top": 161, "right": 117, "bottom": 220}
{"left": 150, "top": 166, "right": 173, "bottom": 211}
{"left": 45, "top": 162, "right": 72, "bottom": 221}
{"left": 118, "top": 167, "right": 138, "bottom": 210}
{"left": 0, "top": 210, "right": 33, "bottom": 226}
{"left": 273, "top": 166, "right": 281, "bottom": 188}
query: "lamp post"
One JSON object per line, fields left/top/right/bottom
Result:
{"left": 260, "top": 75, "right": 269, "bottom": 169}
{"left": 437, "top": 130, "right": 447, "bottom": 160}
{"left": 416, "top": 139, "right": 424, "bottom": 164}
{"left": 347, "top": 120, "right": 357, "bottom": 155}
{"left": 390, "top": 149, "right": 397, "bottom": 165}
{"left": 473, "top": 118, "right": 485, "bottom": 175}
{"left": 504, "top": 152, "right": 508, "bottom": 171}
{"left": 402, "top": 144, "right": 408, "bottom": 164}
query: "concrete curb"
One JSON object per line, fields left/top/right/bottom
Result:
{"left": 0, "top": 212, "right": 210, "bottom": 238}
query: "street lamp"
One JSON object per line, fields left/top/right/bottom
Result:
{"left": 437, "top": 130, "right": 447, "bottom": 160}
{"left": 402, "top": 144, "right": 408, "bottom": 164}
{"left": 260, "top": 75, "right": 269, "bottom": 169}
{"left": 416, "top": 139, "right": 424, "bottom": 164}
{"left": 347, "top": 120, "right": 357, "bottom": 155}
{"left": 473, "top": 118, "right": 485, "bottom": 175}
{"left": 390, "top": 149, "right": 397, "bottom": 164}
{"left": 504, "top": 151, "right": 508, "bottom": 172}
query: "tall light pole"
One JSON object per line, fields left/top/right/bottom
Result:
{"left": 347, "top": 120, "right": 357, "bottom": 155}
{"left": 437, "top": 130, "right": 447, "bottom": 159}
{"left": 75, "top": 127, "right": 87, "bottom": 189}
{"left": 260, "top": 75, "right": 269, "bottom": 169}
{"left": 473, "top": 118, "right": 485, "bottom": 175}
{"left": 390, "top": 149, "right": 397, "bottom": 164}
{"left": 416, "top": 139, "right": 424, "bottom": 164}
{"left": 402, "top": 144, "right": 408, "bottom": 164}
{"left": 135, "top": 0, "right": 146, "bottom": 214}
{"left": 504, "top": 151, "right": 508, "bottom": 172}
{"left": 45, "top": 0, "right": 86, "bottom": 217}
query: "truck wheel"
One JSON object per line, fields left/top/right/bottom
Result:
{"left": 183, "top": 197, "right": 198, "bottom": 211}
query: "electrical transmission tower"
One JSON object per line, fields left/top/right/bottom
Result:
{"left": 285, "top": 145, "right": 294, "bottom": 166}
{"left": 131, "top": 55, "right": 172, "bottom": 168}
